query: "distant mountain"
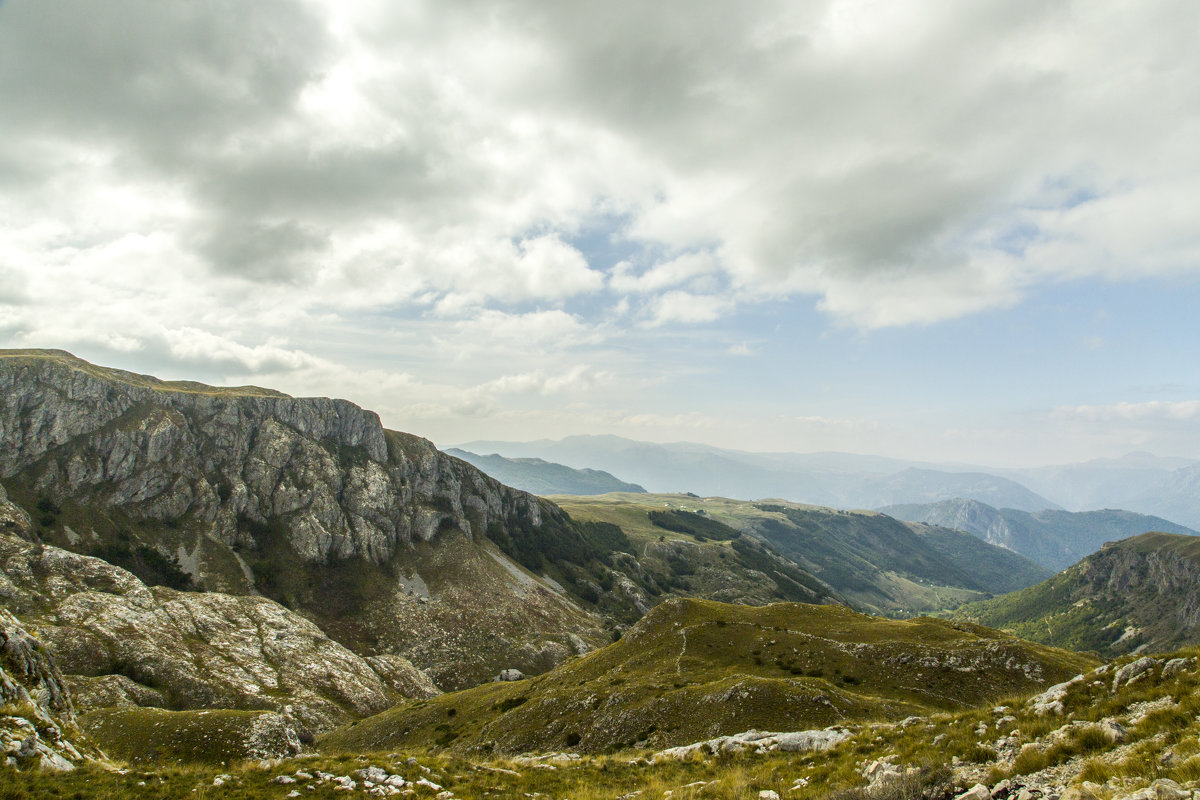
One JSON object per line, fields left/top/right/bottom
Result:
{"left": 743, "top": 503, "right": 1051, "bottom": 614}
{"left": 881, "top": 498, "right": 1199, "bottom": 571}
{"left": 851, "top": 468, "right": 1060, "bottom": 512}
{"left": 997, "top": 452, "right": 1200, "bottom": 527}
{"left": 452, "top": 435, "right": 1060, "bottom": 512}
{"left": 952, "top": 531, "right": 1200, "bottom": 657}
{"left": 445, "top": 449, "right": 646, "bottom": 496}
{"left": 1127, "top": 463, "right": 1200, "bottom": 531}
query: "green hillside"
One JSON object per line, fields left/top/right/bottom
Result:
{"left": 321, "top": 598, "right": 1095, "bottom": 755}
{"left": 952, "top": 531, "right": 1200, "bottom": 656}
{"left": 554, "top": 494, "right": 1049, "bottom": 617}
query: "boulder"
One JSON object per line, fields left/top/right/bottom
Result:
{"left": 1112, "top": 657, "right": 1157, "bottom": 691}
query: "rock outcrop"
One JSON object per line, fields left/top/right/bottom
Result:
{"left": 0, "top": 530, "right": 405, "bottom": 737}
{"left": 0, "top": 608, "right": 85, "bottom": 771}
{"left": 954, "top": 531, "right": 1200, "bottom": 657}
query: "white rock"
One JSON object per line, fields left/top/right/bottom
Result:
{"left": 1112, "top": 657, "right": 1157, "bottom": 691}
{"left": 956, "top": 785, "right": 992, "bottom": 800}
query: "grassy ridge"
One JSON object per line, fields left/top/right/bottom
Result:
{"left": 321, "top": 598, "right": 1095, "bottom": 755}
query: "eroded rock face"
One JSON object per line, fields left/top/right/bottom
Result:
{"left": 0, "top": 351, "right": 611, "bottom": 687}
{"left": 0, "top": 532, "right": 399, "bottom": 736}
{"left": 0, "top": 350, "right": 543, "bottom": 569}
{"left": 0, "top": 608, "right": 84, "bottom": 771}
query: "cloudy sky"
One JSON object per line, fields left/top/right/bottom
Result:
{"left": 2, "top": 0, "right": 1198, "bottom": 466}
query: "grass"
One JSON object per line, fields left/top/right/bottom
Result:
{"left": 320, "top": 597, "right": 1095, "bottom": 755}
{"left": 79, "top": 708, "right": 294, "bottom": 765}
{"left": 8, "top": 645, "right": 1200, "bottom": 800}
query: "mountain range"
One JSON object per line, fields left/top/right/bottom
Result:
{"left": 445, "top": 448, "right": 646, "bottom": 495}
{"left": 5, "top": 348, "right": 1200, "bottom": 800}
{"left": 454, "top": 435, "right": 1063, "bottom": 511}
{"left": 880, "top": 498, "right": 1199, "bottom": 571}
{"left": 454, "top": 436, "right": 1200, "bottom": 529}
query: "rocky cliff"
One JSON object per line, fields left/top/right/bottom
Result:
{"left": 0, "top": 349, "right": 545, "bottom": 569}
{"left": 0, "top": 350, "right": 618, "bottom": 688}
{"left": 0, "top": 607, "right": 86, "bottom": 771}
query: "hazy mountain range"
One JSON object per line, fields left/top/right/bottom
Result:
{"left": 453, "top": 435, "right": 1200, "bottom": 527}
{"left": 445, "top": 449, "right": 646, "bottom": 495}
{"left": 453, "top": 435, "right": 1062, "bottom": 512}
{"left": 880, "top": 498, "right": 1199, "bottom": 571}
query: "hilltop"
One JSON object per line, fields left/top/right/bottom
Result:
{"left": 952, "top": 531, "right": 1200, "bottom": 657}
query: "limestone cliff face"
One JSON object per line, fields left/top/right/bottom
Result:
{"left": 0, "top": 608, "right": 85, "bottom": 771}
{"left": 0, "top": 350, "right": 543, "bottom": 567}
{"left": 0, "top": 350, "right": 611, "bottom": 690}
{"left": 1076, "top": 536, "right": 1200, "bottom": 634}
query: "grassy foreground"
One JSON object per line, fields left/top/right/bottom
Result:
{"left": 7, "top": 646, "right": 1200, "bottom": 799}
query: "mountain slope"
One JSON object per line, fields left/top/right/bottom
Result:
{"left": 445, "top": 448, "right": 646, "bottom": 495}
{"left": 0, "top": 350, "right": 845, "bottom": 689}
{"left": 952, "top": 531, "right": 1200, "bottom": 657}
{"left": 881, "top": 498, "right": 1199, "bottom": 570}
{"left": 322, "top": 597, "right": 1095, "bottom": 755}
{"left": 552, "top": 494, "right": 1049, "bottom": 617}
{"left": 0, "top": 350, "right": 641, "bottom": 687}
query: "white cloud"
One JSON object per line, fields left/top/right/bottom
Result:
{"left": 648, "top": 292, "right": 733, "bottom": 326}
{"left": 609, "top": 252, "right": 719, "bottom": 294}
{"left": 5, "top": 0, "right": 1199, "bottom": 338}
{"left": 161, "top": 328, "right": 322, "bottom": 374}
{"left": 1054, "top": 401, "right": 1200, "bottom": 423}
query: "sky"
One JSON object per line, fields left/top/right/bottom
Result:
{"left": 2, "top": 0, "right": 1199, "bottom": 467}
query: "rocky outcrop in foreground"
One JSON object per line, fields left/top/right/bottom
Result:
{"left": 0, "top": 609, "right": 84, "bottom": 771}
{"left": 0, "top": 529, "right": 432, "bottom": 738}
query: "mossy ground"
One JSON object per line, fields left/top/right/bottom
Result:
{"left": 79, "top": 708, "right": 290, "bottom": 765}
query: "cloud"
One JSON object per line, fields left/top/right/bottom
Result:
{"left": 609, "top": 252, "right": 719, "bottom": 294}
{"left": 5, "top": 0, "right": 1200, "bottom": 337}
{"left": 647, "top": 291, "right": 733, "bottom": 326}
{"left": 1054, "top": 401, "right": 1200, "bottom": 423}
{"left": 160, "top": 328, "right": 322, "bottom": 374}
